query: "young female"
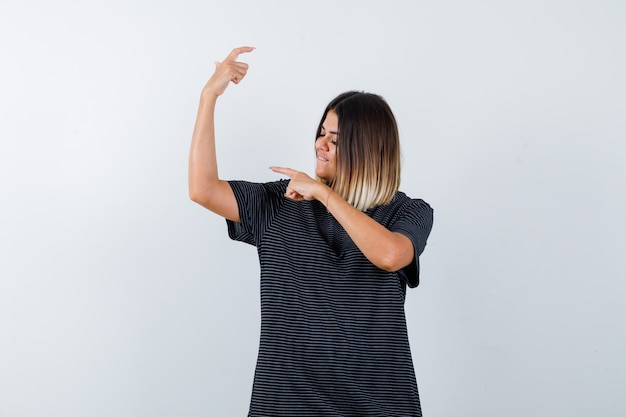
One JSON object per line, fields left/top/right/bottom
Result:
{"left": 189, "top": 46, "right": 433, "bottom": 417}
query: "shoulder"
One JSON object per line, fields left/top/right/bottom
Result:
{"left": 399, "top": 192, "right": 433, "bottom": 222}
{"left": 385, "top": 192, "right": 434, "bottom": 257}
{"left": 370, "top": 191, "right": 433, "bottom": 221}
{"left": 392, "top": 191, "right": 432, "bottom": 211}
{"left": 226, "top": 180, "right": 291, "bottom": 245}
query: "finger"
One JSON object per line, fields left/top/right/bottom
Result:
{"left": 284, "top": 191, "right": 303, "bottom": 201}
{"left": 224, "top": 46, "right": 255, "bottom": 63}
{"left": 216, "top": 61, "right": 246, "bottom": 70}
{"left": 230, "top": 63, "right": 249, "bottom": 83}
{"left": 270, "top": 166, "right": 298, "bottom": 177}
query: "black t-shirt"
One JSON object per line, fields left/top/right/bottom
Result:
{"left": 227, "top": 180, "right": 433, "bottom": 417}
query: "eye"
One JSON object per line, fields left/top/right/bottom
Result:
{"left": 330, "top": 139, "right": 337, "bottom": 146}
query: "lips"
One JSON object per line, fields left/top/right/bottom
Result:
{"left": 317, "top": 153, "right": 329, "bottom": 162}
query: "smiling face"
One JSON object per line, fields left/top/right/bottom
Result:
{"left": 314, "top": 91, "right": 401, "bottom": 211}
{"left": 315, "top": 110, "right": 339, "bottom": 182}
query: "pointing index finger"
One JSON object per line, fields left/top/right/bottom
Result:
{"left": 270, "top": 166, "right": 297, "bottom": 177}
{"left": 225, "top": 46, "right": 255, "bottom": 62}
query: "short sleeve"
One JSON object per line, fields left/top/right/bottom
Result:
{"left": 226, "top": 180, "right": 288, "bottom": 247}
{"left": 391, "top": 199, "right": 434, "bottom": 288}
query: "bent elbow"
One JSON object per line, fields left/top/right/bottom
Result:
{"left": 377, "top": 247, "right": 413, "bottom": 273}
{"left": 378, "top": 258, "right": 404, "bottom": 273}
{"left": 374, "top": 254, "right": 398, "bottom": 272}
{"left": 188, "top": 179, "right": 214, "bottom": 205}
{"left": 188, "top": 190, "right": 195, "bottom": 202}
{"left": 189, "top": 185, "right": 213, "bottom": 207}
{"left": 188, "top": 188, "right": 202, "bottom": 204}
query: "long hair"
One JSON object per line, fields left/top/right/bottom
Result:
{"left": 316, "top": 91, "right": 401, "bottom": 211}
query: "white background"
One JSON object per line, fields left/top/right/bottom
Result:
{"left": 1, "top": 0, "right": 625, "bottom": 416}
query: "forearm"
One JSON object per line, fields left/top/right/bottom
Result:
{"left": 189, "top": 93, "right": 219, "bottom": 198}
{"left": 268, "top": 167, "right": 414, "bottom": 272}
{"left": 322, "top": 188, "right": 413, "bottom": 272}
{"left": 188, "top": 92, "right": 239, "bottom": 221}
{"left": 186, "top": 46, "right": 251, "bottom": 221}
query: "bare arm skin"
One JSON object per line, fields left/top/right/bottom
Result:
{"left": 270, "top": 167, "right": 415, "bottom": 272}
{"left": 188, "top": 46, "right": 255, "bottom": 222}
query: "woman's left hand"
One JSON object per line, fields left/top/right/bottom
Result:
{"left": 270, "top": 166, "right": 328, "bottom": 202}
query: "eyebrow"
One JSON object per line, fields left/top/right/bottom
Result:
{"left": 321, "top": 125, "right": 340, "bottom": 135}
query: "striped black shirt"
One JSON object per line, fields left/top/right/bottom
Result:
{"left": 226, "top": 180, "right": 433, "bottom": 417}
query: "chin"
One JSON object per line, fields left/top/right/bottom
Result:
{"left": 315, "top": 164, "right": 335, "bottom": 182}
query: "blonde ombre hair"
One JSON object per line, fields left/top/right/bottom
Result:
{"left": 316, "top": 91, "right": 401, "bottom": 211}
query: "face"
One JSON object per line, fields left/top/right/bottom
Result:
{"left": 315, "top": 110, "right": 339, "bottom": 181}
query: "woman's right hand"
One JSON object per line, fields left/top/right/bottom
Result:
{"left": 202, "top": 46, "right": 255, "bottom": 98}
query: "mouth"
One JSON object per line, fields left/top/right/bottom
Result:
{"left": 317, "top": 154, "right": 329, "bottom": 162}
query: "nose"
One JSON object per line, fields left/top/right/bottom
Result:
{"left": 316, "top": 135, "right": 330, "bottom": 151}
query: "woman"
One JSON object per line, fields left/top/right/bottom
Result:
{"left": 189, "top": 46, "right": 433, "bottom": 417}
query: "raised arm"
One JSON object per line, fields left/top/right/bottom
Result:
{"left": 188, "top": 46, "right": 254, "bottom": 222}
{"left": 270, "top": 167, "right": 414, "bottom": 272}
